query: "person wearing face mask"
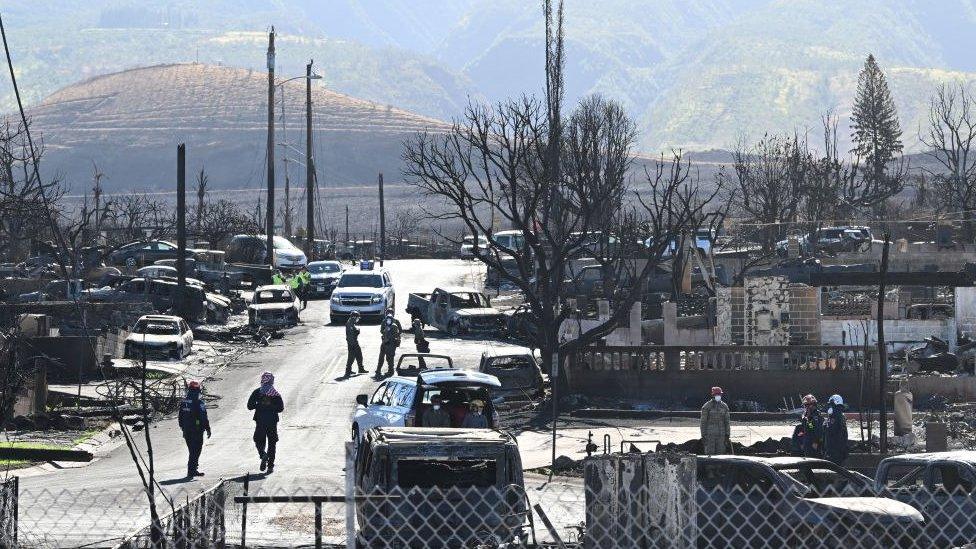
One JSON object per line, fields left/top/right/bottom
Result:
{"left": 421, "top": 394, "right": 451, "bottom": 427}
{"left": 823, "top": 394, "right": 848, "bottom": 465}
{"left": 461, "top": 399, "right": 489, "bottom": 428}
{"left": 700, "top": 386, "right": 730, "bottom": 455}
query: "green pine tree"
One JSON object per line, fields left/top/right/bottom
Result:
{"left": 850, "top": 54, "right": 903, "bottom": 195}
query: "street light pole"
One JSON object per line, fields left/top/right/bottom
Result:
{"left": 265, "top": 27, "right": 276, "bottom": 266}
{"left": 305, "top": 59, "right": 315, "bottom": 258}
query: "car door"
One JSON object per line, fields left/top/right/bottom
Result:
{"left": 361, "top": 382, "right": 391, "bottom": 433}
{"left": 924, "top": 461, "right": 976, "bottom": 544}
{"left": 387, "top": 382, "right": 416, "bottom": 427}
{"left": 433, "top": 290, "right": 449, "bottom": 328}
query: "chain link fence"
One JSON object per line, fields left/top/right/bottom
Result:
{"left": 13, "top": 454, "right": 976, "bottom": 547}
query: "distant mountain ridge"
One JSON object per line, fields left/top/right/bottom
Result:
{"left": 5, "top": 0, "right": 976, "bottom": 156}
{"left": 29, "top": 64, "right": 449, "bottom": 192}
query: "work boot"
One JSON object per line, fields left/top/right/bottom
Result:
{"left": 266, "top": 463, "right": 275, "bottom": 474}
{"left": 358, "top": 368, "right": 367, "bottom": 374}
{"left": 193, "top": 470, "right": 205, "bottom": 477}
{"left": 343, "top": 370, "right": 352, "bottom": 378}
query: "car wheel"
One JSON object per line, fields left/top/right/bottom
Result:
{"left": 170, "top": 347, "right": 181, "bottom": 360}
{"left": 448, "top": 321, "right": 461, "bottom": 337}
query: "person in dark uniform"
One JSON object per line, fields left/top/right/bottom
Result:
{"left": 792, "top": 394, "right": 824, "bottom": 458}
{"left": 178, "top": 380, "right": 211, "bottom": 478}
{"left": 344, "top": 311, "right": 366, "bottom": 376}
{"left": 412, "top": 318, "right": 429, "bottom": 369}
{"left": 375, "top": 309, "right": 402, "bottom": 378}
{"left": 247, "top": 372, "right": 284, "bottom": 473}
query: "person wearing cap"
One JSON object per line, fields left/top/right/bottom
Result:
{"left": 247, "top": 372, "right": 285, "bottom": 473}
{"left": 823, "top": 394, "right": 849, "bottom": 465}
{"left": 344, "top": 311, "right": 366, "bottom": 377}
{"left": 700, "top": 387, "right": 730, "bottom": 455}
{"left": 178, "top": 380, "right": 211, "bottom": 478}
{"left": 461, "top": 399, "right": 489, "bottom": 428}
{"left": 375, "top": 308, "right": 402, "bottom": 378}
{"left": 421, "top": 394, "right": 451, "bottom": 427}
{"left": 792, "top": 394, "right": 824, "bottom": 457}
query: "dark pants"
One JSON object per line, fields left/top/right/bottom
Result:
{"left": 345, "top": 342, "right": 364, "bottom": 374}
{"left": 376, "top": 343, "right": 395, "bottom": 375}
{"left": 183, "top": 430, "right": 204, "bottom": 475}
{"left": 253, "top": 423, "right": 279, "bottom": 465}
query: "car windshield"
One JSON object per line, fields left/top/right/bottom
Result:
{"left": 273, "top": 236, "right": 298, "bottom": 250}
{"left": 132, "top": 320, "right": 179, "bottom": 335}
{"left": 254, "top": 289, "right": 293, "bottom": 303}
{"left": 774, "top": 464, "right": 867, "bottom": 495}
{"left": 338, "top": 274, "right": 383, "bottom": 288}
{"left": 309, "top": 263, "right": 341, "bottom": 274}
{"left": 396, "top": 458, "right": 498, "bottom": 488}
{"left": 449, "top": 292, "right": 488, "bottom": 308}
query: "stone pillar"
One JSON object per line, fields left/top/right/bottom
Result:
{"left": 629, "top": 301, "right": 642, "bottom": 345}
{"left": 662, "top": 302, "right": 680, "bottom": 371}
{"left": 714, "top": 287, "right": 732, "bottom": 345}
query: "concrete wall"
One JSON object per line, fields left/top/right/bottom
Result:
{"left": 560, "top": 301, "right": 642, "bottom": 346}
{"left": 27, "top": 336, "right": 99, "bottom": 383}
{"left": 907, "top": 376, "right": 976, "bottom": 403}
{"left": 821, "top": 318, "right": 955, "bottom": 351}
{"left": 567, "top": 367, "right": 878, "bottom": 408}
{"left": 663, "top": 302, "right": 714, "bottom": 345}
{"left": 956, "top": 287, "right": 976, "bottom": 336}
{"left": 789, "top": 284, "right": 821, "bottom": 344}
{"left": 823, "top": 242, "right": 976, "bottom": 271}
{"left": 0, "top": 278, "right": 48, "bottom": 296}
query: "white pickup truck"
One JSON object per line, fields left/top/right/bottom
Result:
{"left": 406, "top": 286, "right": 507, "bottom": 336}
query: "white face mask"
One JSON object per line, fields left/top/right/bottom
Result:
{"left": 432, "top": 405, "right": 440, "bottom": 410}
{"left": 827, "top": 407, "right": 833, "bottom": 415}
{"left": 714, "top": 395, "right": 721, "bottom": 402}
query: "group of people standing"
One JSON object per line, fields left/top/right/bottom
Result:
{"left": 271, "top": 268, "right": 311, "bottom": 309}
{"left": 699, "top": 387, "right": 849, "bottom": 465}
{"left": 178, "top": 372, "right": 284, "bottom": 478}
{"left": 343, "top": 308, "right": 429, "bottom": 378}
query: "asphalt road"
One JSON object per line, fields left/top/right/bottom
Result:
{"left": 14, "top": 259, "right": 539, "bottom": 547}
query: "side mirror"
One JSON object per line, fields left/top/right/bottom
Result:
{"left": 356, "top": 394, "right": 369, "bottom": 406}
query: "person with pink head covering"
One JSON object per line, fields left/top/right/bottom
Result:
{"left": 247, "top": 372, "right": 284, "bottom": 473}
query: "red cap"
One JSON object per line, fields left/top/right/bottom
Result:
{"left": 187, "top": 380, "right": 201, "bottom": 390}
{"left": 711, "top": 386, "right": 723, "bottom": 396}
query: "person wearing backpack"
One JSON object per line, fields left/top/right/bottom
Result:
{"left": 178, "top": 380, "right": 211, "bottom": 478}
{"left": 375, "top": 308, "right": 402, "bottom": 378}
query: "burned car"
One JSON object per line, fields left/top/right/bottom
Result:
{"left": 354, "top": 427, "right": 528, "bottom": 547}
{"left": 124, "top": 314, "right": 193, "bottom": 360}
{"left": 479, "top": 351, "right": 545, "bottom": 400}
{"left": 876, "top": 450, "right": 976, "bottom": 546}
{"left": 248, "top": 284, "right": 300, "bottom": 327}
{"left": 406, "top": 287, "right": 506, "bottom": 336}
{"left": 697, "top": 456, "right": 923, "bottom": 546}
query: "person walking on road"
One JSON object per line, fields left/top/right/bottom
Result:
{"left": 178, "top": 380, "right": 211, "bottom": 478}
{"left": 375, "top": 308, "right": 402, "bottom": 378}
{"left": 344, "top": 312, "right": 366, "bottom": 377}
{"left": 421, "top": 395, "right": 452, "bottom": 427}
{"left": 792, "top": 394, "right": 824, "bottom": 458}
{"left": 700, "top": 386, "right": 730, "bottom": 455}
{"left": 297, "top": 267, "right": 310, "bottom": 310}
{"left": 412, "top": 318, "right": 429, "bottom": 369}
{"left": 247, "top": 372, "right": 284, "bottom": 473}
{"left": 823, "top": 394, "right": 849, "bottom": 465}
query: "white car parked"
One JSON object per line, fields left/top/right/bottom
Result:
{"left": 124, "top": 314, "right": 193, "bottom": 360}
{"left": 351, "top": 356, "right": 502, "bottom": 443}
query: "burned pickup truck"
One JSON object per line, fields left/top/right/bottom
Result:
{"left": 406, "top": 287, "right": 506, "bottom": 336}
{"left": 354, "top": 427, "right": 529, "bottom": 547}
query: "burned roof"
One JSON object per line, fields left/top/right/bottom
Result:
{"left": 370, "top": 427, "right": 516, "bottom": 446}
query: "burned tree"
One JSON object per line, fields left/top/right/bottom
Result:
{"left": 921, "top": 82, "right": 976, "bottom": 242}
{"left": 403, "top": 1, "right": 712, "bottom": 382}
{"left": 722, "top": 134, "right": 807, "bottom": 251}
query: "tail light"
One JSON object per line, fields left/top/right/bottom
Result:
{"left": 404, "top": 412, "right": 415, "bottom": 427}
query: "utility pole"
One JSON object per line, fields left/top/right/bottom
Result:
{"left": 265, "top": 27, "right": 276, "bottom": 265}
{"left": 378, "top": 173, "right": 385, "bottom": 265}
{"left": 877, "top": 233, "right": 890, "bottom": 454}
{"left": 305, "top": 59, "right": 315, "bottom": 258}
{"left": 176, "top": 144, "right": 187, "bottom": 315}
{"left": 281, "top": 83, "right": 291, "bottom": 238}
{"left": 91, "top": 162, "right": 103, "bottom": 238}
{"left": 345, "top": 205, "right": 349, "bottom": 245}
